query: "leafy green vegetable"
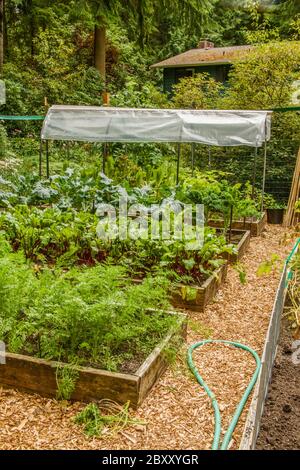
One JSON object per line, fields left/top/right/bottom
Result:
{"left": 0, "top": 205, "right": 233, "bottom": 283}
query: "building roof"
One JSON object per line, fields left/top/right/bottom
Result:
{"left": 151, "top": 45, "right": 253, "bottom": 69}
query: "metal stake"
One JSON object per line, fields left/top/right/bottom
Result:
{"left": 46, "top": 140, "right": 49, "bottom": 179}
{"left": 229, "top": 205, "right": 233, "bottom": 243}
{"left": 191, "top": 143, "right": 195, "bottom": 176}
{"left": 208, "top": 146, "right": 211, "bottom": 167}
{"left": 39, "top": 139, "right": 43, "bottom": 178}
{"left": 176, "top": 143, "right": 181, "bottom": 185}
{"left": 261, "top": 133, "right": 268, "bottom": 213}
{"left": 252, "top": 147, "right": 258, "bottom": 200}
{"left": 103, "top": 143, "right": 107, "bottom": 174}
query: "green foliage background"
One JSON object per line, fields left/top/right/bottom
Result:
{"left": 0, "top": 1, "right": 299, "bottom": 201}
{"left": 1, "top": 1, "right": 299, "bottom": 115}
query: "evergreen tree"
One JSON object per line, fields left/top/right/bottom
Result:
{"left": 72, "top": 0, "right": 216, "bottom": 84}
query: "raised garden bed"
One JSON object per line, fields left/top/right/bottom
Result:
{"left": 255, "top": 317, "right": 300, "bottom": 449}
{"left": 167, "top": 229, "right": 251, "bottom": 313}
{"left": 216, "top": 229, "right": 251, "bottom": 264}
{"left": 170, "top": 263, "right": 228, "bottom": 312}
{"left": 255, "top": 250, "right": 300, "bottom": 449}
{"left": 239, "top": 253, "right": 297, "bottom": 450}
{"left": 132, "top": 263, "right": 228, "bottom": 313}
{"left": 0, "top": 313, "right": 187, "bottom": 408}
{"left": 208, "top": 212, "right": 267, "bottom": 237}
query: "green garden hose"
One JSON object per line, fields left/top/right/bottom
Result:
{"left": 187, "top": 339, "right": 261, "bottom": 450}
{"left": 187, "top": 241, "right": 300, "bottom": 450}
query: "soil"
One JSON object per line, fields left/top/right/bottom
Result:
{"left": 256, "top": 318, "right": 300, "bottom": 450}
{"left": 227, "top": 232, "right": 243, "bottom": 244}
{"left": 16, "top": 330, "right": 167, "bottom": 375}
{"left": 119, "top": 353, "right": 146, "bottom": 374}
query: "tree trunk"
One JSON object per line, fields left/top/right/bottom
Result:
{"left": 0, "top": 0, "right": 4, "bottom": 74}
{"left": 29, "top": 0, "right": 35, "bottom": 58}
{"left": 3, "top": 0, "right": 7, "bottom": 60}
{"left": 30, "top": 17, "right": 35, "bottom": 57}
{"left": 94, "top": 24, "right": 106, "bottom": 84}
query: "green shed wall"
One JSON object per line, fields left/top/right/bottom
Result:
{"left": 163, "top": 64, "right": 231, "bottom": 95}
{"left": 163, "top": 68, "right": 176, "bottom": 94}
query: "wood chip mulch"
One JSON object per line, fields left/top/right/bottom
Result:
{"left": 0, "top": 225, "right": 295, "bottom": 450}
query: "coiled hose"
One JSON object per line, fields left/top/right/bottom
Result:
{"left": 187, "top": 339, "right": 261, "bottom": 450}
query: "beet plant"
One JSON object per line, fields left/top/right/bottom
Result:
{"left": 0, "top": 205, "right": 234, "bottom": 283}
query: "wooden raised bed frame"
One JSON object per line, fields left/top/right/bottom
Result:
{"left": 167, "top": 230, "right": 250, "bottom": 312}
{"left": 170, "top": 263, "right": 228, "bottom": 312}
{"left": 209, "top": 212, "right": 267, "bottom": 237}
{"left": 225, "top": 229, "right": 251, "bottom": 264}
{"left": 0, "top": 314, "right": 187, "bottom": 408}
{"left": 132, "top": 231, "right": 249, "bottom": 313}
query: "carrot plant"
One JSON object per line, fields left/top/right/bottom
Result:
{"left": 0, "top": 237, "right": 178, "bottom": 374}
{"left": 74, "top": 400, "right": 145, "bottom": 438}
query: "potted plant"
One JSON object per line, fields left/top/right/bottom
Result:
{"left": 264, "top": 194, "right": 286, "bottom": 224}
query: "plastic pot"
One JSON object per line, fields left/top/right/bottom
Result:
{"left": 267, "top": 208, "right": 284, "bottom": 225}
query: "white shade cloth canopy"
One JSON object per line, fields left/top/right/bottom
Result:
{"left": 41, "top": 106, "right": 271, "bottom": 147}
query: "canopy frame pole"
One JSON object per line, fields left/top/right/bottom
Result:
{"left": 208, "top": 147, "right": 211, "bottom": 167}
{"left": 191, "top": 143, "right": 195, "bottom": 176}
{"left": 251, "top": 146, "right": 258, "bottom": 200}
{"left": 103, "top": 116, "right": 113, "bottom": 175}
{"left": 39, "top": 139, "right": 43, "bottom": 178}
{"left": 176, "top": 143, "right": 181, "bottom": 185}
{"left": 261, "top": 123, "right": 268, "bottom": 213}
{"left": 103, "top": 143, "right": 107, "bottom": 173}
{"left": 46, "top": 140, "right": 50, "bottom": 179}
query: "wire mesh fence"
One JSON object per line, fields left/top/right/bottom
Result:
{"left": 264, "top": 180, "right": 293, "bottom": 204}
{"left": 1, "top": 116, "right": 299, "bottom": 206}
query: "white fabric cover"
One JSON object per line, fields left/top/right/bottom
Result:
{"left": 41, "top": 105, "right": 271, "bottom": 147}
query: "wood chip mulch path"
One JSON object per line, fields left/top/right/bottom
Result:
{"left": 0, "top": 225, "right": 295, "bottom": 450}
